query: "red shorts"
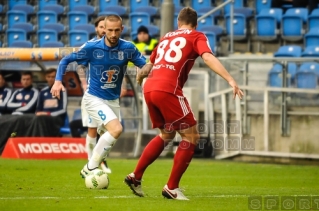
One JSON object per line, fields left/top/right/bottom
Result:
{"left": 144, "top": 91, "right": 197, "bottom": 131}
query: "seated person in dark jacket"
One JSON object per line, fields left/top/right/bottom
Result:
{"left": 36, "top": 68, "right": 67, "bottom": 125}
{"left": 0, "top": 72, "right": 12, "bottom": 115}
{"left": 7, "top": 71, "right": 39, "bottom": 115}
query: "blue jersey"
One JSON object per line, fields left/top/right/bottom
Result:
{"left": 56, "top": 37, "right": 146, "bottom": 100}
{"left": 7, "top": 86, "right": 39, "bottom": 114}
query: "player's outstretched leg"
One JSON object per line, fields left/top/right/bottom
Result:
{"left": 162, "top": 125, "right": 199, "bottom": 200}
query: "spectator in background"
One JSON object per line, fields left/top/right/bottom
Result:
{"left": 36, "top": 68, "right": 67, "bottom": 126}
{"left": 272, "top": 0, "right": 319, "bottom": 13}
{"left": 7, "top": 71, "right": 38, "bottom": 115}
{"left": 0, "top": 72, "right": 12, "bottom": 115}
{"left": 132, "top": 25, "right": 158, "bottom": 55}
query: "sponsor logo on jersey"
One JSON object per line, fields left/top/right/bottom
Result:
{"left": 25, "top": 94, "right": 30, "bottom": 100}
{"left": 16, "top": 93, "right": 23, "bottom": 100}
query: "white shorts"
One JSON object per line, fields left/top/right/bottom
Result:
{"left": 81, "top": 98, "right": 98, "bottom": 128}
{"left": 82, "top": 92, "right": 121, "bottom": 132}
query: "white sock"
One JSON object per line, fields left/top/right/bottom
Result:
{"left": 88, "top": 132, "right": 117, "bottom": 169}
{"left": 85, "top": 135, "right": 97, "bottom": 160}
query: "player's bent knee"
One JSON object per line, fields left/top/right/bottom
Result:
{"left": 160, "top": 131, "right": 176, "bottom": 142}
{"left": 109, "top": 124, "right": 123, "bottom": 139}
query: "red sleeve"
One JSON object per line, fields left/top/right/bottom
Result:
{"left": 193, "top": 33, "right": 213, "bottom": 56}
{"left": 149, "top": 45, "right": 158, "bottom": 64}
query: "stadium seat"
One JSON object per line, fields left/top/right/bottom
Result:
{"left": 103, "top": 5, "right": 127, "bottom": 16}
{"left": 268, "top": 63, "right": 297, "bottom": 87}
{"left": 11, "top": 23, "right": 34, "bottom": 33}
{"left": 99, "top": 0, "right": 119, "bottom": 12}
{"left": 42, "top": 5, "right": 64, "bottom": 15}
{"left": 299, "top": 62, "right": 319, "bottom": 78}
{"left": 175, "top": 6, "right": 183, "bottom": 13}
{"left": 41, "top": 41, "right": 64, "bottom": 47}
{"left": 42, "top": 23, "right": 65, "bottom": 33}
{"left": 225, "top": 13, "right": 247, "bottom": 40}
{"left": 282, "top": 8, "right": 308, "bottom": 41}
{"left": 74, "top": 24, "right": 95, "bottom": 37}
{"left": 199, "top": 25, "right": 224, "bottom": 36}
{"left": 224, "top": 0, "right": 244, "bottom": 15}
{"left": 73, "top": 5, "right": 95, "bottom": 16}
{"left": 308, "top": 8, "right": 319, "bottom": 30}
{"left": 37, "top": 11, "right": 58, "bottom": 29}
{"left": 129, "top": 12, "right": 151, "bottom": 32}
{"left": 60, "top": 115, "right": 71, "bottom": 135}
{"left": 0, "top": 4, "right": 2, "bottom": 13}
{"left": 69, "top": 0, "right": 87, "bottom": 11}
{"left": 68, "top": 12, "right": 89, "bottom": 30}
{"left": 192, "top": 0, "right": 212, "bottom": 10}
{"left": 134, "top": 6, "right": 158, "bottom": 17}
{"left": 197, "top": 14, "right": 214, "bottom": 31}
{"left": 37, "top": 29, "right": 58, "bottom": 47}
{"left": 232, "top": 7, "right": 254, "bottom": 18}
{"left": 68, "top": 30, "right": 89, "bottom": 47}
{"left": 39, "top": 0, "right": 58, "bottom": 10}
{"left": 255, "top": 0, "right": 272, "bottom": 14}
{"left": 130, "top": 0, "right": 150, "bottom": 12}
{"left": 12, "top": 4, "right": 34, "bottom": 15}
{"left": 6, "top": 29, "right": 27, "bottom": 46}
{"left": 274, "top": 45, "right": 302, "bottom": 57}
{"left": 304, "top": 27, "right": 319, "bottom": 48}
{"left": 202, "top": 32, "right": 217, "bottom": 54}
{"left": 98, "top": 11, "right": 119, "bottom": 16}
{"left": 10, "top": 40, "right": 32, "bottom": 48}
{"left": 198, "top": 7, "right": 221, "bottom": 18}
{"left": 174, "top": 13, "right": 178, "bottom": 30}
{"left": 7, "top": 11, "right": 27, "bottom": 28}
{"left": 9, "top": 0, "right": 27, "bottom": 10}
{"left": 295, "top": 71, "right": 318, "bottom": 89}
{"left": 301, "top": 46, "right": 319, "bottom": 57}
{"left": 72, "top": 109, "right": 82, "bottom": 120}
{"left": 255, "top": 8, "right": 282, "bottom": 40}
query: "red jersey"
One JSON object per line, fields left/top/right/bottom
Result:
{"left": 143, "top": 29, "right": 212, "bottom": 96}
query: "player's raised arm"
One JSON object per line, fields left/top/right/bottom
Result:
{"left": 51, "top": 44, "right": 90, "bottom": 99}
{"left": 136, "top": 44, "right": 158, "bottom": 85}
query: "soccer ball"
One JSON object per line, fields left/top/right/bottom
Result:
{"left": 85, "top": 169, "right": 109, "bottom": 189}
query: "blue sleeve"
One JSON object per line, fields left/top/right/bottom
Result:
{"left": 7, "top": 90, "right": 22, "bottom": 110}
{"left": 130, "top": 44, "right": 146, "bottom": 68}
{"left": 36, "top": 91, "right": 43, "bottom": 112}
{"left": 56, "top": 43, "right": 91, "bottom": 81}
{"left": 0, "top": 88, "right": 12, "bottom": 110}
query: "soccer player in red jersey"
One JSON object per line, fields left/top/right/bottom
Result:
{"left": 124, "top": 7, "right": 244, "bottom": 200}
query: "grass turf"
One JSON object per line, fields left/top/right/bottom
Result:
{"left": 0, "top": 158, "right": 318, "bottom": 211}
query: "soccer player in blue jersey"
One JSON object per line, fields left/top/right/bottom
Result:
{"left": 51, "top": 15, "right": 146, "bottom": 176}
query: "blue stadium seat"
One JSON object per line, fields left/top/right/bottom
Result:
{"left": 174, "top": 13, "right": 178, "bottom": 30}
{"left": 7, "top": 11, "right": 27, "bottom": 28}
{"left": 198, "top": 7, "right": 221, "bottom": 18}
{"left": 12, "top": 4, "right": 34, "bottom": 15}
{"left": 225, "top": 14, "right": 247, "bottom": 40}
{"left": 42, "top": 41, "right": 64, "bottom": 47}
{"left": 37, "top": 11, "right": 58, "bottom": 29}
{"left": 197, "top": 14, "right": 214, "bottom": 31}
{"left": 308, "top": 8, "right": 319, "bottom": 30}
{"left": 99, "top": 0, "right": 119, "bottom": 12}
{"left": 130, "top": 0, "right": 150, "bottom": 12}
{"left": 256, "top": 8, "right": 282, "bottom": 40}
{"left": 42, "top": 5, "right": 64, "bottom": 15}
{"left": 98, "top": 11, "right": 119, "bottom": 16}
{"left": 10, "top": 40, "right": 32, "bottom": 48}
{"left": 232, "top": 7, "right": 254, "bottom": 18}
{"left": 268, "top": 63, "right": 297, "bottom": 87}
{"left": 129, "top": 12, "right": 151, "bottom": 32}
{"left": 274, "top": 45, "right": 302, "bottom": 57}
{"left": 255, "top": 0, "right": 272, "bottom": 14}
{"left": 299, "top": 62, "right": 319, "bottom": 78}
{"left": 192, "top": 0, "right": 212, "bottom": 10}
{"left": 175, "top": 6, "right": 183, "bottom": 13}
{"left": 72, "top": 109, "right": 82, "bottom": 121}
{"left": 73, "top": 5, "right": 95, "bottom": 16}
{"left": 224, "top": 0, "right": 244, "bottom": 15}
{"left": 282, "top": 8, "right": 308, "bottom": 41}
{"left": 202, "top": 32, "right": 217, "bottom": 54}
{"left": 104, "top": 5, "right": 127, "bottom": 16}
{"left": 6, "top": 29, "right": 27, "bottom": 46}
{"left": 39, "top": 0, "right": 58, "bottom": 10}
{"left": 199, "top": 25, "right": 224, "bottom": 36}
{"left": 68, "top": 30, "right": 89, "bottom": 47}
{"left": 301, "top": 46, "right": 319, "bottom": 57}
{"left": 37, "top": 29, "right": 58, "bottom": 47}
{"left": 69, "top": 0, "right": 87, "bottom": 11}
{"left": 0, "top": 23, "right": 2, "bottom": 31}
{"left": 74, "top": 24, "right": 95, "bottom": 36}
{"left": 0, "top": 4, "right": 2, "bottom": 13}
{"left": 135, "top": 6, "right": 158, "bottom": 17}
{"left": 60, "top": 115, "right": 71, "bottom": 135}
{"left": 68, "top": 12, "right": 88, "bottom": 30}
{"left": 42, "top": 23, "right": 65, "bottom": 33}
{"left": 9, "top": 0, "right": 27, "bottom": 10}
{"left": 305, "top": 27, "right": 319, "bottom": 48}
{"left": 295, "top": 71, "right": 318, "bottom": 89}
{"left": 121, "top": 26, "right": 129, "bottom": 37}
{"left": 11, "top": 23, "right": 34, "bottom": 33}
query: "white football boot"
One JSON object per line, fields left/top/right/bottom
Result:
{"left": 162, "top": 185, "right": 189, "bottom": 200}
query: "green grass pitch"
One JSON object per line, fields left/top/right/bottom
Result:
{"left": 0, "top": 158, "right": 318, "bottom": 211}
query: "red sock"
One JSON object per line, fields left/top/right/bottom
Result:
{"left": 167, "top": 140, "right": 196, "bottom": 190}
{"left": 134, "top": 135, "right": 167, "bottom": 180}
